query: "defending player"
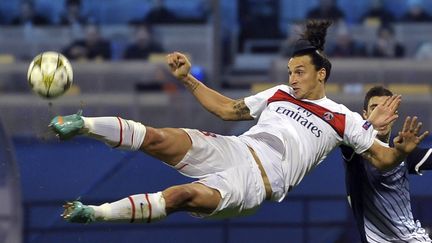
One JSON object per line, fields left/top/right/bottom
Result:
{"left": 341, "top": 86, "right": 432, "bottom": 242}
{"left": 51, "top": 20, "right": 427, "bottom": 224}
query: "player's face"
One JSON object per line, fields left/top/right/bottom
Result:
{"left": 363, "top": 96, "right": 395, "bottom": 136}
{"left": 288, "top": 55, "right": 326, "bottom": 100}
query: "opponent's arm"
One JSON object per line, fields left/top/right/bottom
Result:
{"left": 340, "top": 145, "right": 356, "bottom": 162}
{"left": 362, "top": 141, "right": 404, "bottom": 171}
{"left": 362, "top": 116, "right": 429, "bottom": 171}
{"left": 167, "top": 52, "right": 253, "bottom": 121}
{"left": 405, "top": 147, "right": 432, "bottom": 174}
{"left": 393, "top": 116, "right": 432, "bottom": 174}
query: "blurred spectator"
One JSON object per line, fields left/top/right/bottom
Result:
{"left": 361, "top": 0, "right": 395, "bottom": 26}
{"left": 143, "top": 0, "right": 178, "bottom": 24}
{"left": 415, "top": 42, "right": 432, "bottom": 60}
{"left": 371, "top": 25, "right": 405, "bottom": 58}
{"left": 187, "top": 0, "right": 211, "bottom": 23}
{"left": 59, "top": 0, "right": 88, "bottom": 26}
{"left": 174, "top": 0, "right": 210, "bottom": 24}
{"left": 10, "top": 0, "right": 49, "bottom": 26}
{"left": 401, "top": 0, "right": 432, "bottom": 22}
{"left": 123, "top": 24, "right": 164, "bottom": 60}
{"left": 130, "top": 0, "right": 210, "bottom": 24}
{"left": 63, "top": 24, "right": 111, "bottom": 60}
{"left": 238, "top": 0, "right": 282, "bottom": 53}
{"left": 327, "top": 24, "right": 367, "bottom": 57}
{"left": 306, "top": 0, "right": 345, "bottom": 22}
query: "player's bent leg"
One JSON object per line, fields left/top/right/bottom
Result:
{"left": 163, "top": 183, "right": 221, "bottom": 215}
{"left": 61, "top": 201, "right": 96, "bottom": 223}
{"left": 62, "top": 191, "right": 167, "bottom": 224}
{"left": 61, "top": 183, "right": 220, "bottom": 224}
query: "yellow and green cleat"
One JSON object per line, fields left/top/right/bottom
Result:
{"left": 49, "top": 110, "right": 84, "bottom": 140}
{"left": 61, "top": 201, "right": 95, "bottom": 224}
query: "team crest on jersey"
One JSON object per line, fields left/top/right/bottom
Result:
{"left": 323, "top": 112, "right": 334, "bottom": 121}
{"left": 362, "top": 121, "right": 372, "bottom": 130}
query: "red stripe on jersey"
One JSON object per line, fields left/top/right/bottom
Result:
{"left": 145, "top": 193, "right": 152, "bottom": 223}
{"left": 268, "top": 89, "right": 346, "bottom": 137}
{"left": 113, "top": 117, "right": 123, "bottom": 148}
{"left": 127, "top": 196, "right": 136, "bottom": 223}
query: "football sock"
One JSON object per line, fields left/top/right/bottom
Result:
{"left": 90, "top": 192, "right": 167, "bottom": 223}
{"left": 81, "top": 116, "right": 146, "bottom": 151}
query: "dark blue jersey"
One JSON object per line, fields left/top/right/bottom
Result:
{"left": 341, "top": 145, "right": 432, "bottom": 242}
{"left": 406, "top": 148, "right": 432, "bottom": 175}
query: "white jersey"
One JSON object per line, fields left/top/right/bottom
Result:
{"left": 239, "top": 85, "right": 377, "bottom": 202}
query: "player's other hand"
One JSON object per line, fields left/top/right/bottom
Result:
{"left": 166, "top": 52, "right": 191, "bottom": 81}
{"left": 367, "top": 95, "right": 401, "bottom": 130}
{"left": 394, "top": 116, "right": 429, "bottom": 154}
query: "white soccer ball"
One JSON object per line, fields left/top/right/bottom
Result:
{"left": 27, "top": 51, "right": 73, "bottom": 99}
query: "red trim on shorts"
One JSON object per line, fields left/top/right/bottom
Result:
{"left": 268, "top": 89, "right": 346, "bottom": 137}
{"left": 127, "top": 196, "right": 135, "bottom": 223}
{"left": 145, "top": 194, "right": 152, "bottom": 223}
{"left": 113, "top": 117, "right": 123, "bottom": 148}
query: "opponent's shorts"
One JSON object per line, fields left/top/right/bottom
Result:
{"left": 174, "top": 129, "right": 266, "bottom": 218}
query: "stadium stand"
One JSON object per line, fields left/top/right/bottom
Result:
{"left": 1, "top": 0, "right": 432, "bottom": 242}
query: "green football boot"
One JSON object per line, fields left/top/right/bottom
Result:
{"left": 61, "top": 201, "right": 95, "bottom": 224}
{"left": 49, "top": 110, "right": 84, "bottom": 140}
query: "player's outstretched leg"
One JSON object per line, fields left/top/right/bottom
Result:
{"left": 50, "top": 111, "right": 147, "bottom": 150}
{"left": 61, "top": 183, "right": 220, "bottom": 224}
{"left": 50, "top": 112, "right": 192, "bottom": 166}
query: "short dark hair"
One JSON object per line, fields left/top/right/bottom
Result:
{"left": 363, "top": 86, "right": 393, "bottom": 111}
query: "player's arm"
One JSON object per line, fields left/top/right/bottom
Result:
{"left": 166, "top": 52, "right": 253, "bottom": 121}
{"left": 362, "top": 141, "right": 404, "bottom": 171}
{"left": 362, "top": 116, "right": 429, "bottom": 171}
{"left": 181, "top": 74, "right": 252, "bottom": 121}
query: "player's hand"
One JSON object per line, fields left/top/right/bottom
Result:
{"left": 367, "top": 95, "right": 401, "bottom": 130}
{"left": 166, "top": 52, "right": 191, "bottom": 81}
{"left": 393, "top": 116, "right": 429, "bottom": 154}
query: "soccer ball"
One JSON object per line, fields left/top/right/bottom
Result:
{"left": 27, "top": 51, "right": 73, "bottom": 99}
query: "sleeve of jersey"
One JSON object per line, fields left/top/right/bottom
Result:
{"left": 244, "top": 85, "right": 285, "bottom": 119}
{"left": 406, "top": 147, "right": 432, "bottom": 175}
{"left": 343, "top": 111, "right": 378, "bottom": 154}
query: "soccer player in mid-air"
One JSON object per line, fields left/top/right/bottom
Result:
{"left": 341, "top": 86, "right": 432, "bottom": 242}
{"left": 50, "top": 20, "right": 427, "bottom": 224}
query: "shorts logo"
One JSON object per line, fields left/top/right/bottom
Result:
{"left": 323, "top": 112, "right": 334, "bottom": 121}
{"left": 362, "top": 121, "right": 372, "bottom": 130}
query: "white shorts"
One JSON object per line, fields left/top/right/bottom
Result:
{"left": 174, "top": 129, "right": 266, "bottom": 218}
